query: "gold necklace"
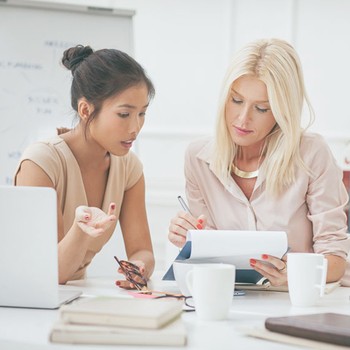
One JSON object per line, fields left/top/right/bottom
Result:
{"left": 231, "top": 164, "right": 259, "bottom": 179}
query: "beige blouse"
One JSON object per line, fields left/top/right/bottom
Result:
{"left": 14, "top": 136, "right": 143, "bottom": 280}
{"left": 184, "top": 133, "right": 350, "bottom": 285}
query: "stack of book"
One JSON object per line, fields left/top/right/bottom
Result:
{"left": 50, "top": 296, "right": 186, "bottom": 346}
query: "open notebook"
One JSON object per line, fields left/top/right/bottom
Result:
{"left": 0, "top": 186, "right": 81, "bottom": 309}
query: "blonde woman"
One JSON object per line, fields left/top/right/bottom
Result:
{"left": 168, "top": 38, "right": 350, "bottom": 286}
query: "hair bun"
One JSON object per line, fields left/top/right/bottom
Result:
{"left": 62, "top": 45, "right": 93, "bottom": 73}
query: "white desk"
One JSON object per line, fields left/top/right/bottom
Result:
{"left": 1, "top": 276, "right": 349, "bottom": 350}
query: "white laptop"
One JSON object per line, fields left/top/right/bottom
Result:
{"left": 0, "top": 186, "right": 81, "bottom": 309}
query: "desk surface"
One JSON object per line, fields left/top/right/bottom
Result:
{"left": 1, "top": 275, "right": 350, "bottom": 350}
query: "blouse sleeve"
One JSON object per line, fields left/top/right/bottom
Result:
{"left": 184, "top": 142, "right": 216, "bottom": 229}
{"left": 304, "top": 134, "right": 350, "bottom": 258}
{"left": 124, "top": 151, "right": 143, "bottom": 191}
{"left": 14, "top": 141, "right": 63, "bottom": 186}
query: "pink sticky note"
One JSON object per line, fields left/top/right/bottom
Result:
{"left": 127, "top": 291, "right": 157, "bottom": 299}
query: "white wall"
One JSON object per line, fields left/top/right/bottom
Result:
{"left": 123, "top": 0, "right": 350, "bottom": 271}
{"left": 5, "top": 0, "right": 350, "bottom": 276}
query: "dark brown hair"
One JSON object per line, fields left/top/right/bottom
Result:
{"left": 62, "top": 45, "right": 155, "bottom": 131}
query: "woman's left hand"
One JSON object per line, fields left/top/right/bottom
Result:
{"left": 250, "top": 254, "right": 288, "bottom": 286}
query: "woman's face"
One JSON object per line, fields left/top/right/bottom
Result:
{"left": 88, "top": 83, "right": 149, "bottom": 156}
{"left": 225, "top": 75, "right": 277, "bottom": 151}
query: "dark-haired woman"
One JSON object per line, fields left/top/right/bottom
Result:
{"left": 15, "top": 45, "right": 155, "bottom": 286}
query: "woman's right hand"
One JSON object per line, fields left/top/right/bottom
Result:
{"left": 168, "top": 211, "right": 206, "bottom": 248}
{"left": 75, "top": 202, "right": 117, "bottom": 237}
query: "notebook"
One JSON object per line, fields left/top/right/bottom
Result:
{"left": 265, "top": 313, "right": 350, "bottom": 347}
{"left": 0, "top": 186, "right": 81, "bottom": 309}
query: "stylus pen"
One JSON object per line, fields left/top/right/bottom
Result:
{"left": 177, "top": 195, "right": 191, "bottom": 214}
{"left": 178, "top": 195, "right": 201, "bottom": 230}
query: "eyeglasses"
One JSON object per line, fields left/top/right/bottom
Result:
{"left": 131, "top": 289, "right": 194, "bottom": 311}
{"left": 114, "top": 256, "right": 195, "bottom": 311}
{"left": 114, "top": 256, "right": 148, "bottom": 291}
{"left": 152, "top": 292, "right": 194, "bottom": 311}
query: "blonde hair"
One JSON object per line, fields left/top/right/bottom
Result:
{"left": 212, "top": 38, "right": 314, "bottom": 196}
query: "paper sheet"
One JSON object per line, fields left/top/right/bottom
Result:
{"left": 163, "top": 230, "right": 288, "bottom": 282}
{"left": 187, "top": 230, "right": 288, "bottom": 269}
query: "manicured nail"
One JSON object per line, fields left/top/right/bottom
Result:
{"left": 85, "top": 215, "right": 89, "bottom": 220}
{"left": 116, "top": 281, "right": 121, "bottom": 286}
{"left": 198, "top": 219, "right": 203, "bottom": 224}
{"left": 250, "top": 258, "right": 256, "bottom": 265}
{"left": 262, "top": 254, "right": 268, "bottom": 260}
{"left": 111, "top": 204, "right": 115, "bottom": 210}
{"left": 196, "top": 223, "right": 203, "bottom": 229}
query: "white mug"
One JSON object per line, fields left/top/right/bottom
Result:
{"left": 287, "top": 253, "right": 328, "bottom": 307}
{"left": 186, "top": 263, "right": 235, "bottom": 321}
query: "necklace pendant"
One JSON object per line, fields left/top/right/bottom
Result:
{"left": 231, "top": 164, "right": 259, "bottom": 179}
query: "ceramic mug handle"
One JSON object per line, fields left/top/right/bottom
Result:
{"left": 186, "top": 270, "right": 194, "bottom": 296}
{"left": 315, "top": 258, "right": 328, "bottom": 297}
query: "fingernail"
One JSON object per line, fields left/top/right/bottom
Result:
{"left": 196, "top": 223, "right": 203, "bottom": 229}
{"left": 111, "top": 204, "right": 115, "bottom": 210}
{"left": 250, "top": 258, "right": 256, "bottom": 265}
{"left": 85, "top": 215, "right": 89, "bottom": 220}
{"left": 262, "top": 254, "right": 268, "bottom": 260}
{"left": 116, "top": 281, "right": 121, "bottom": 286}
{"left": 198, "top": 219, "right": 203, "bottom": 224}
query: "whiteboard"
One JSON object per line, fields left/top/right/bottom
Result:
{"left": 0, "top": 0, "right": 134, "bottom": 185}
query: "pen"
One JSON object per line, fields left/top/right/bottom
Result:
{"left": 177, "top": 195, "right": 191, "bottom": 214}
{"left": 177, "top": 195, "right": 203, "bottom": 230}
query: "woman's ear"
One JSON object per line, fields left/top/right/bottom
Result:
{"left": 77, "top": 98, "right": 94, "bottom": 122}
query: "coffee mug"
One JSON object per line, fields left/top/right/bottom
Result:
{"left": 287, "top": 253, "right": 328, "bottom": 307}
{"left": 173, "top": 260, "right": 198, "bottom": 296}
{"left": 186, "top": 263, "right": 235, "bottom": 321}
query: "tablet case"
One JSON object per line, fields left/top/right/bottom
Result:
{"left": 265, "top": 313, "right": 350, "bottom": 346}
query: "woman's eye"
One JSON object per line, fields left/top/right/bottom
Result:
{"left": 255, "top": 106, "right": 269, "bottom": 113}
{"left": 139, "top": 112, "right": 146, "bottom": 117}
{"left": 118, "top": 113, "right": 129, "bottom": 118}
{"left": 232, "top": 97, "right": 243, "bottom": 104}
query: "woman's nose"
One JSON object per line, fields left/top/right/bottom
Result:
{"left": 237, "top": 105, "right": 251, "bottom": 122}
{"left": 129, "top": 116, "right": 142, "bottom": 134}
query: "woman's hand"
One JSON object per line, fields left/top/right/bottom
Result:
{"left": 168, "top": 211, "right": 206, "bottom": 248}
{"left": 250, "top": 254, "right": 288, "bottom": 286}
{"left": 116, "top": 260, "right": 146, "bottom": 290}
{"left": 75, "top": 202, "right": 116, "bottom": 237}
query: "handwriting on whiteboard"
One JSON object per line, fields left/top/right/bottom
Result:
{"left": 0, "top": 61, "right": 43, "bottom": 70}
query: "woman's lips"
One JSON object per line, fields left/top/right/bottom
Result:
{"left": 234, "top": 126, "right": 253, "bottom": 136}
{"left": 121, "top": 140, "right": 134, "bottom": 149}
